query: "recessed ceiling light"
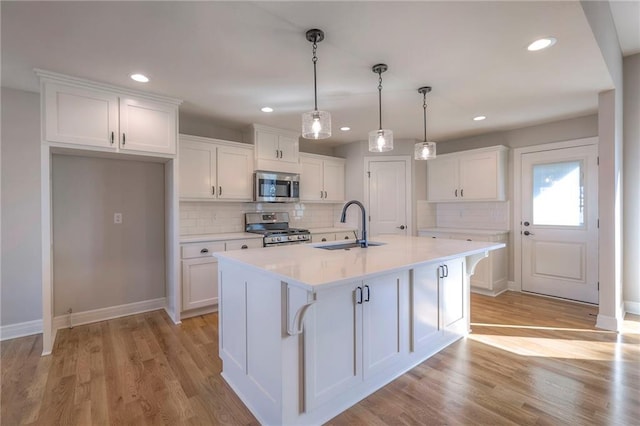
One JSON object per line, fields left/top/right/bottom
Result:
{"left": 261, "top": 107, "right": 274, "bottom": 113}
{"left": 527, "top": 37, "right": 557, "bottom": 51}
{"left": 473, "top": 116, "right": 486, "bottom": 121}
{"left": 340, "top": 126, "right": 351, "bottom": 131}
{"left": 130, "top": 73, "right": 149, "bottom": 83}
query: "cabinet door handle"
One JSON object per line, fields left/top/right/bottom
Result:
{"left": 324, "top": 191, "right": 327, "bottom": 199}
{"left": 212, "top": 186, "right": 216, "bottom": 195}
{"left": 110, "top": 131, "right": 114, "bottom": 145}
{"left": 200, "top": 248, "right": 209, "bottom": 254}
{"left": 122, "top": 133, "right": 126, "bottom": 145}
{"left": 461, "top": 189, "right": 464, "bottom": 197}
{"left": 241, "top": 245, "right": 248, "bottom": 249}
{"left": 438, "top": 265, "right": 444, "bottom": 279}
{"left": 397, "top": 225, "right": 406, "bottom": 230}
{"left": 364, "top": 285, "right": 370, "bottom": 302}
{"left": 320, "top": 190, "right": 324, "bottom": 199}
{"left": 219, "top": 186, "right": 222, "bottom": 196}
{"left": 280, "top": 150, "right": 283, "bottom": 158}
{"left": 454, "top": 189, "right": 458, "bottom": 197}
{"left": 444, "top": 264, "right": 449, "bottom": 277}
{"left": 356, "top": 286, "right": 363, "bottom": 304}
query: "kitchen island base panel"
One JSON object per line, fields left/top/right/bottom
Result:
{"left": 217, "top": 251, "right": 486, "bottom": 425}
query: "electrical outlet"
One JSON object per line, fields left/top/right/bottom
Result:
{"left": 114, "top": 213, "right": 123, "bottom": 224}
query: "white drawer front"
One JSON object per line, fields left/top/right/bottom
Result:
{"left": 226, "top": 239, "right": 263, "bottom": 251}
{"left": 181, "top": 242, "right": 225, "bottom": 259}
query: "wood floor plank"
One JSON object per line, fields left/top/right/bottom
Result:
{"left": 1, "top": 292, "right": 638, "bottom": 425}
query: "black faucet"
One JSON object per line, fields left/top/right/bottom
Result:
{"left": 340, "top": 200, "right": 368, "bottom": 248}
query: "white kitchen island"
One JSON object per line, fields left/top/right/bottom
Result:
{"left": 214, "top": 235, "right": 505, "bottom": 425}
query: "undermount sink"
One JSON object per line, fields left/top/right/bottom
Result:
{"left": 315, "top": 241, "right": 386, "bottom": 250}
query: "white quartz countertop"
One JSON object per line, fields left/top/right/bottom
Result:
{"left": 180, "top": 232, "right": 262, "bottom": 244}
{"left": 419, "top": 228, "right": 510, "bottom": 236}
{"left": 215, "top": 235, "right": 505, "bottom": 290}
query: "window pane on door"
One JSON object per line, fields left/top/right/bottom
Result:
{"left": 532, "top": 160, "right": 584, "bottom": 226}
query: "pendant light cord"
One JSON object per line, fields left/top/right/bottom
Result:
{"left": 377, "top": 71, "right": 383, "bottom": 131}
{"left": 312, "top": 39, "right": 318, "bottom": 111}
{"left": 423, "top": 91, "right": 428, "bottom": 142}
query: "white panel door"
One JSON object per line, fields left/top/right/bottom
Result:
{"left": 368, "top": 160, "right": 407, "bottom": 236}
{"left": 44, "top": 83, "right": 119, "bottom": 148}
{"left": 459, "top": 151, "right": 498, "bottom": 200}
{"left": 521, "top": 145, "right": 598, "bottom": 304}
{"left": 323, "top": 159, "right": 345, "bottom": 202}
{"left": 304, "top": 284, "right": 362, "bottom": 410}
{"left": 179, "top": 141, "right": 216, "bottom": 199}
{"left": 278, "top": 135, "right": 299, "bottom": 163}
{"left": 411, "top": 264, "right": 441, "bottom": 351}
{"left": 362, "top": 273, "right": 404, "bottom": 379}
{"left": 119, "top": 97, "right": 177, "bottom": 155}
{"left": 427, "top": 157, "right": 459, "bottom": 201}
{"left": 299, "top": 155, "right": 324, "bottom": 201}
{"left": 216, "top": 145, "right": 253, "bottom": 200}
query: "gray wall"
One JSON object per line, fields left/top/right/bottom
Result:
{"left": 623, "top": 53, "right": 640, "bottom": 309}
{"left": 1, "top": 88, "right": 42, "bottom": 326}
{"left": 52, "top": 155, "right": 166, "bottom": 316}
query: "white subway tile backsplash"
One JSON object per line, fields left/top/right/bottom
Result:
{"left": 179, "top": 201, "right": 343, "bottom": 235}
{"left": 435, "top": 201, "right": 510, "bottom": 230}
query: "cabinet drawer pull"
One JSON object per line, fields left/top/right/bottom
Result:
{"left": 200, "top": 248, "right": 209, "bottom": 254}
{"left": 241, "top": 245, "right": 248, "bottom": 249}
{"left": 321, "top": 238, "right": 327, "bottom": 242}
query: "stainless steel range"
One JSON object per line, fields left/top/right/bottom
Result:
{"left": 245, "top": 212, "right": 311, "bottom": 247}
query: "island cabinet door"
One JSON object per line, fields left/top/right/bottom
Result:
{"left": 304, "top": 283, "right": 362, "bottom": 411}
{"left": 441, "top": 259, "right": 465, "bottom": 332}
{"left": 410, "top": 264, "right": 441, "bottom": 352}
{"left": 362, "top": 271, "right": 408, "bottom": 379}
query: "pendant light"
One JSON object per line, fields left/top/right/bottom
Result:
{"left": 302, "top": 29, "right": 331, "bottom": 140}
{"left": 368, "top": 64, "right": 393, "bottom": 152}
{"left": 414, "top": 86, "right": 437, "bottom": 160}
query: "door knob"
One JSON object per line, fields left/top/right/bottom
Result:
{"left": 523, "top": 230, "right": 534, "bottom": 236}
{"left": 523, "top": 221, "right": 530, "bottom": 226}
{"left": 397, "top": 225, "right": 406, "bottom": 230}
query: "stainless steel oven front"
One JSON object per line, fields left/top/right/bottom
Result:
{"left": 254, "top": 171, "right": 300, "bottom": 203}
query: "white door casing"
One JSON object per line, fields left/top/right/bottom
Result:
{"left": 519, "top": 143, "right": 599, "bottom": 304}
{"left": 365, "top": 157, "right": 412, "bottom": 237}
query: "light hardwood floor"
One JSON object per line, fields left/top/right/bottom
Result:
{"left": 2, "top": 292, "right": 638, "bottom": 425}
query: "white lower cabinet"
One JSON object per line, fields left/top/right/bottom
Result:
{"left": 181, "top": 238, "right": 262, "bottom": 312}
{"left": 304, "top": 271, "right": 408, "bottom": 410}
{"left": 419, "top": 230, "right": 508, "bottom": 295}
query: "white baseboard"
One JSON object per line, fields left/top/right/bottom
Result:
{"left": 180, "top": 305, "right": 218, "bottom": 320}
{"left": 624, "top": 301, "right": 640, "bottom": 316}
{"left": 507, "top": 280, "right": 520, "bottom": 291}
{"left": 53, "top": 298, "right": 166, "bottom": 331}
{"left": 596, "top": 314, "right": 621, "bottom": 332}
{"left": 0, "top": 319, "right": 43, "bottom": 341}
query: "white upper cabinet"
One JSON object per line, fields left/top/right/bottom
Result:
{"left": 179, "top": 135, "right": 254, "bottom": 201}
{"left": 299, "top": 153, "right": 345, "bottom": 202}
{"left": 427, "top": 145, "right": 508, "bottom": 202}
{"left": 245, "top": 124, "right": 300, "bottom": 173}
{"left": 38, "top": 69, "right": 181, "bottom": 156}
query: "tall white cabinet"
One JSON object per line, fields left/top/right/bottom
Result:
{"left": 427, "top": 145, "right": 508, "bottom": 202}
{"left": 179, "top": 135, "right": 254, "bottom": 201}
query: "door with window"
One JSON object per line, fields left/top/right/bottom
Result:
{"left": 520, "top": 144, "right": 598, "bottom": 304}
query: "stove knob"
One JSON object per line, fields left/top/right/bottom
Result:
{"left": 276, "top": 237, "right": 281, "bottom": 242}
{"left": 288, "top": 235, "right": 295, "bottom": 241}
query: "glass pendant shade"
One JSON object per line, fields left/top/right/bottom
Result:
{"left": 302, "top": 110, "right": 331, "bottom": 139}
{"left": 414, "top": 141, "right": 437, "bottom": 160}
{"left": 369, "top": 129, "right": 394, "bottom": 152}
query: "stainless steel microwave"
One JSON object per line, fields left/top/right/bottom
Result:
{"left": 254, "top": 171, "right": 300, "bottom": 203}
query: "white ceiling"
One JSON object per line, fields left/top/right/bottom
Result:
{"left": 1, "top": 1, "right": 635, "bottom": 146}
